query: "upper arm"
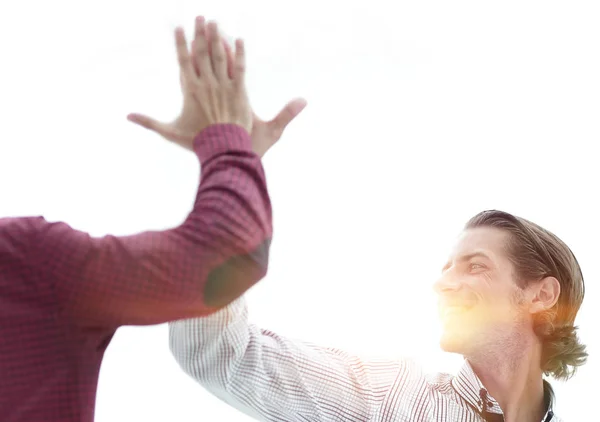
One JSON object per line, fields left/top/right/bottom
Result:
{"left": 169, "top": 299, "right": 404, "bottom": 422}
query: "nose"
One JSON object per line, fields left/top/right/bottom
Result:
{"left": 433, "top": 270, "right": 463, "bottom": 295}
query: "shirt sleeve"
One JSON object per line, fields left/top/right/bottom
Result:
{"left": 3, "top": 124, "right": 272, "bottom": 328}
{"left": 168, "top": 297, "right": 410, "bottom": 422}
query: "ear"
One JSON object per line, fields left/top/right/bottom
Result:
{"left": 529, "top": 276, "right": 561, "bottom": 314}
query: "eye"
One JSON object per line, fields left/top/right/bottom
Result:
{"left": 469, "top": 263, "right": 486, "bottom": 271}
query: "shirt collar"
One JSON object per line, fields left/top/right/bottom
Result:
{"left": 451, "top": 359, "right": 556, "bottom": 421}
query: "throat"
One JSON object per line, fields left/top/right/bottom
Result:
{"left": 466, "top": 335, "right": 547, "bottom": 422}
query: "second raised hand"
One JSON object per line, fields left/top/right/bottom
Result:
{"left": 192, "top": 22, "right": 308, "bottom": 158}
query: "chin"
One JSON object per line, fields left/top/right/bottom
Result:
{"left": 440, "top": 335, "right": 462, "bottom": 354}
{"left": 439, "top": 329, "right": 471, "bottom": 355}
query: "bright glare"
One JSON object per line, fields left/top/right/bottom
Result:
{"left": 0, "top": 1, "right": 597, "bottom": 420}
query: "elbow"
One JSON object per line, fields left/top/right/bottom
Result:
{"left": 203, "top": 237, "right": 271, "bottom": 308}
{"left": 169, "top": 322, "right": 211, "bottom": 382}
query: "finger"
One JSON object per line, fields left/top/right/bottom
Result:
{"left": 193, "top": 28, "right": 222, "bottom": 75}
{"left": 128, "top": 114, "right": 188, "bottom": 143}
{"left": 192, "top": 34, "right": 221, "bottom": 76}
{"left": 212, "top": 29, "right": 235, "bottom": 79}
{"left": 193, "top": 16, "right": 212, "bottom": 78}
{"left": 269, "top": 98, "right": 308, "bottom": 136}
{"left": 222, "top": 38, "right": 235, "bottom": 79}
{"left": 232, "top": 38, "right": 246, "bottom": 84}
{"left": 192, "top": 27, "right": 230, "bottom": 78}
{"left": 175, "top": 27, "right": 195, "bottom": 84}
{"left": 127, "top": 113, "right": 163, "bottom": 132}
{"left": 191, "top": 40, "right": 200, "bottom": 75}
{"left": 207, "top": 22, "right": 227, "bottom": 80}
{"left": 202, "top": 28, "right": 216, "bottom": 70}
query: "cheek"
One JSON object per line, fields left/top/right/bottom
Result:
{"left": 486, "top": 289, "right": 518, "bottom": 310}
{"left": 467, "top": 273, "right": 497, "bottom": 300}
{"left": 477, "top": 282, "right": 521, "bottom": 316}
{"left": 480, "top": 291, "right": 528, "bottom": 327}
{"left": 477, "top": 273, "right": 515, "bottom": 300}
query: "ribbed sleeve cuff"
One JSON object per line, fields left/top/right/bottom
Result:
{"left": 193, "top": 124, "right": 253, "bottom": 163}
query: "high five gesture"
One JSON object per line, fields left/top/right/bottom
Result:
{"left": 128, "top": 17, "right": 253, "bottom": 150}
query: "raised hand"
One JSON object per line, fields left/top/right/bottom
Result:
{"left": 127, "top": 17, "right": 253, "bottom": 151}
{"left": 200, "top": 33, "right": 307, "bottom": 157}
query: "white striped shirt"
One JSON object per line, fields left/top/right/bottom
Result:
{"left": 169, "top": 297, "right": 562, "bottom": 422}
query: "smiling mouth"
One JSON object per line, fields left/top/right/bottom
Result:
{"left": 440, "top": 304, "right": 476, "bottom": 319}
{"left": 443, "top": 306, "right": 468, "bottom": 317}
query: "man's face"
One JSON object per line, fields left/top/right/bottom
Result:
{"left": 434, "top": 227, "right": 529, "bottom": 355}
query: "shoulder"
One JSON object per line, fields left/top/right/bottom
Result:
{"left": 388, "top": 357, "right": 456, "bottom": 393}
{"left": 0, "top": 216, "right": 81, "bottom": 254}
{"left": 0, "top": 216, "right": 56, "bottom": 304}
{"left": 0, "top": 216, "right": 47, "bottom": 252}
{"left": 426, "top": 370, "right": 455, "bottom": 386}
{"left": 0, "top": 215, "right": 46, "bottom": 232}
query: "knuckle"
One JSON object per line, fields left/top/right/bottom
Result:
{"left": 195, "top": 79, "right": 209, "bottom": 90}
{"left": 186, "top": 79, "right": 204, "bottom": 94}
{"left": 202, "top": 80, "right": 219, "bottom": 93}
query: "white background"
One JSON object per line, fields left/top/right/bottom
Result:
{"left": 0, "top": 0, "right": 598, "bottom": 420}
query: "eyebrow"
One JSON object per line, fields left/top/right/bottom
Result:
{"left": 441, "top": 252, "right": 492, "bottom": 272}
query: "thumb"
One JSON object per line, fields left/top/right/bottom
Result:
{"left": 268, "top": 98, "right": 307, "bottom": 136}
{"left": 127, "top": 113, "right": 170, "bottom": 136}
{"left": 127, "top": 113, "right": 192, "bottom": 146}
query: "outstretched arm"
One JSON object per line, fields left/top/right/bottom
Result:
{"left": 169, "top": 297, "right": 410, "bottom": 422}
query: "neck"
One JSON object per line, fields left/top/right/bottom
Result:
{"left": 466, "top": 332, "right": 547, "bottom": 422}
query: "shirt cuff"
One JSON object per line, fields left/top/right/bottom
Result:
{"left": 193, "top": 124, "right": 253, "bottom": 163}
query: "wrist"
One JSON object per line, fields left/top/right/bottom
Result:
{"left": 193, "top": 124, "right": 254, "bottom": 162}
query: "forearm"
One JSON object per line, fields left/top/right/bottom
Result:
{"left": 175, "top": 124, "right": 273, "bottom": 309}
{"left": 169, "top": 298, "right": 402, "bottom": 422}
